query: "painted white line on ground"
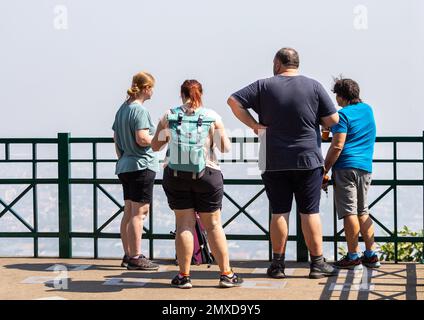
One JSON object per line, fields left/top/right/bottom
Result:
{"left": 337, "top": 269, "right": 376, "bottom": 281}
{"left": 337, "top": 267, "right": 368, "bottom": 276}
{"left": 337, "top": 267, "right": 376, "bottom": 275}
{"left": 21, "top": 276, "right": 69, "bottom": 284}
{"left": 251, "top": 268, "right": 295, "bottom": 276}
{"left": 241, "top": 280, "right": 287, "bottom": 290}
{"left": 103, "top": 278, "right": 152, "bottom": 287}
{"left": 45, "top": 264, "right": 92, "bottom": 271}
{"left": 337, "top": 269, "right": 363, "bottom": 275}
{"left": 329, "top": 267, "right": 376, "bottom": 292}
{"left": 329, "top": 283, "right": 375, "bottom": 291}
{"left": 34, "top": 296, "right": 67, "bottom": 300}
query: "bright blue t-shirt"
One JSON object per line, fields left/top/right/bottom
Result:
{"left": 331, "top": 102, "right": 376, "bottom": 173}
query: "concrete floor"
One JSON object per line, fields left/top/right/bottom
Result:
{"left": 0, "top": 258, "right": 423, "bottom": 300}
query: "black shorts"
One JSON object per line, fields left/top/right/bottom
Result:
{"left": 162, "top": 166, "right": 224, "bottom": 213}
{"left": 261, "top": 167, "right": 323, "bottom": 214}
{"left": 118, "top": 169, "right": 156, "bottom": 203}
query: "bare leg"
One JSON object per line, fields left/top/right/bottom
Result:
{"left": 358, "top": 214, "right": 376, "bottom": 251}
{"left": 343, "top": 215, "right": 361, "bottom": 253}
{"left": 300, "top": 213, "right": 323, "bottom": 257}
{"left": 198, "top": 209, "right": 231, "bottom": 273}
{"left": 128, "top": 201, "right": 150, "bottom": 257}
{"left": 270, "top": 213, "right": 290, "bottom": 254}
{"left": 175, "top": 209, "right": 196, "bottom": 275}
{"left": 120, "top": 200, "right": 132, "bottom": 256}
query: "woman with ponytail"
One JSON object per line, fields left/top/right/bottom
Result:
{"left": 112, "top": 72, "right": 159, "bottom": 271}
{"left": 151, "top": 80, "right": 243, "bottom": 289}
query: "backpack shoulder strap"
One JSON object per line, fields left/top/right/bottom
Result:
{"left": 169, "top": 106, "right": 183, "bottom": 115}
{"left": 168, "top": 106, "right": 184, "bottom": 123}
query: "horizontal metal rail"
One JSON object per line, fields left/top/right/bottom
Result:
{"left": 0, "top": 132, "right": 423, "bottom": 262}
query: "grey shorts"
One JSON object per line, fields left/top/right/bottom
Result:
{"left": 332, "top": 169, "right": 372, "bottom": 220}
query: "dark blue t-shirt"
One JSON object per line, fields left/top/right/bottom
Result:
{"left": 232, "top": 75, "right": 337, "bottom": 171}
{"left": 331, "top": 102, "right": 376, "bottom": 173}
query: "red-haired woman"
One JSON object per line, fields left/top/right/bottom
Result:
{"left": 152, "top": 80, "right": 243, "bottom": 289}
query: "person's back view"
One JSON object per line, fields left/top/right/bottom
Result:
{"left": 151, "top": 80, "right": 243, "bottom": 289}
{"left": 237, "top": 75, "right": 337, "bottom": 170}
{"left": 112, "top": 71, "right": 159, "bottom": 271}
{"left": 114, "top": 103, "right": 157, "bottom": 172}
{"left": 323, "top": 78, "right": 379, "bottom": 270}
{"left": 228, "top": 47, "right": 339, "bottom": 279}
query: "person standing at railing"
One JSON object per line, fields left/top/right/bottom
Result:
{"left": 112, "top": 71, "right": 159, "bottom": 271}
{"left": 151, "top": 80, "right": 243, "bottom": 289}
{"left": 227, "top": 48, "right": 340, "bottom": 279}
{"left": 323, "top": 78, "right": 380, "bottom": 269}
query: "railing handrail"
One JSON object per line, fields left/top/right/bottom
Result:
{"left": 1, "top": 132, "right": 423, "bottom": 262}
{"left": 1, "top": 135, "right": 423, "bottom": 144}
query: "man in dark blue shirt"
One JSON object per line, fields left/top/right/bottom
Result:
{"left": 228, "top": 47, "right": 339, "bottom": 279}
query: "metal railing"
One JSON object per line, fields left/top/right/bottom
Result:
{"left": 0, "top": 132, "right": 423, "bottom": 262}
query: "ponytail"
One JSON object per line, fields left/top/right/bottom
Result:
{"left": 127, "top": 71, "right": 155, "bottom": 99}
{"left": 181, "top": 80, "right": 203, "bottom": 109}
{"left": 127, "top": 85, "right": 141, "bottom": 97}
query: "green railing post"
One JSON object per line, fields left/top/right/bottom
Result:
{"left": 296, "top": 208, "right": 309, "bottom": 262}
{"left": 58, "top": 132, "right": 72, "bottom": 258}
{"left": 93, "top": 142, "right": 98, "bottom": 259}
{"left": 32, "top": 143, "right": 38, "bottom": 257}
{"left": 393, "top": 141, "right": 398, "bottom": 263}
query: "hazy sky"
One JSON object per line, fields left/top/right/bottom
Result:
{"left": 1, "top": 0, "right": 423, "bottom": 138}
{"left": 1, "top": 1, "right": 423, "bottom": 259}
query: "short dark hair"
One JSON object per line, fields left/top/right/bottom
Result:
{"left": 332, "top": 77, "right": 362, "bottom": 104}
{"left": 275, "top": 47, "right": 300, "bottom": 68}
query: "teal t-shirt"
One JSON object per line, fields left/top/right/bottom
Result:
{"left": 112, "top": 101, "right": 159, "bottom": 175}
{"left": 331, "top": 102, "right": 376, "bottom": 173}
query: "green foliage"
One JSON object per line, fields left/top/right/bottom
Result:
{"left": 338, "top": 245, "right": 347, "bottom": 257}
{"left": 337, "top": 226, "right": 424, "bottom": 262}
{"left": 379, "top": 226, "right": 423, "bottom": 262}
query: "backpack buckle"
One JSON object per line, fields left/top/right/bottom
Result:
{"left": 197, "top": 114, "right": 204, "bottom": 128}
{"left": 176, "top": 113, "right": 183, "bottom": 137}
{"left": 196, "top": 114, "right": 204, "bottom": 142}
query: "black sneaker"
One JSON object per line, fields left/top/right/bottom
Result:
{"left": 171, "top": 274, "right": 192, "bottom": 289}
{"left": 309, "top": 259, "right": 338, "bottom": 279}
{"left": 333, "top": 255, "right": 363, "bottom": 270}
{"left": 127, "top": 255, "right": 159, "bottom": 271}
{"left": 121, "top": 255, "right": 130, "bottom": 268}
{"left": 361, "top": 253, "right": 381, "bottom": 268}
{"left": 267, "top": 260, "right": 286, "bottom": 279}
{"left": 219, "top": 273, "right": 244, "bottom": 288}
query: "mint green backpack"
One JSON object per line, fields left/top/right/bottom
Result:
{"left": 167, "top": 106, "right": 215, "bottom": 175}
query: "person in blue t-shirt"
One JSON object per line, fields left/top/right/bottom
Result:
{"left": 323, "top": 78, "right": 380, "bottom": 269}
